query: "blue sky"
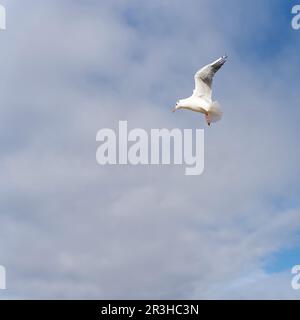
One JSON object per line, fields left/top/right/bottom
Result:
{"left": 0, "top": 0, "right": 300, "bottom": 299}
{"left": 254, "top": 0, "right": 300, "bottom": 276}
{"left": 266, "top": 246, "right": 300, "bottom": 274}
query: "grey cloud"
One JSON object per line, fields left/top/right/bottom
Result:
{"left": 0, "top": 0, "right": 299, "bottom": 299}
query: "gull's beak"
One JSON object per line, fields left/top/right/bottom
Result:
{"left": 172, "top": 107, "right": 177, "bottom": 113}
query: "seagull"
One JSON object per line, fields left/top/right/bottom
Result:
{"left": 172, "top": 55, "right": 227, "bottom": 126}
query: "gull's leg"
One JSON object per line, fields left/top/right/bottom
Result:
{"left": 205, "top": 112, "right": 211, "bottom": 126}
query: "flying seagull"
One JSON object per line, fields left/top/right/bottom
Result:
{"left": 172, "top": 55, "right": 227, "bottom": 126}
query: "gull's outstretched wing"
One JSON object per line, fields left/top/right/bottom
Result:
{"left": 193, "top": 55, "right": 227, "bottom": 100}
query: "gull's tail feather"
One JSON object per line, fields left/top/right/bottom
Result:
{"left": 209, "top": 101, "right": 223, "bottom": 123}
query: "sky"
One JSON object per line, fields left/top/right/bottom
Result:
{"left": 0, "top": 0, "right": 300, "bottom": 299}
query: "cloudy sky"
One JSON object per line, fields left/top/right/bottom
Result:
{"left": 0, "top": 0, "right": 300, "bottom": 299}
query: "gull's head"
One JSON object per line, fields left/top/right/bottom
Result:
{"left": 172, "top": 100, "right": 181, "bottom": 112}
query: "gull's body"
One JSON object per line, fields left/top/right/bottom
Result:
{"left": 172, "top": 55, "right": 227, "bottom": 126}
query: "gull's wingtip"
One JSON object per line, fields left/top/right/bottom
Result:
{"left": 215, "top": 54, "right": 228, "bottom": 65}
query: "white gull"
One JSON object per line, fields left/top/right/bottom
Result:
{"left": 172, "top": 55, "right": 227, "bottom": 126}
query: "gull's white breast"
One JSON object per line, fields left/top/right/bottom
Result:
{"left": 181, "top": 96, "right": 211, "bottom": 113}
